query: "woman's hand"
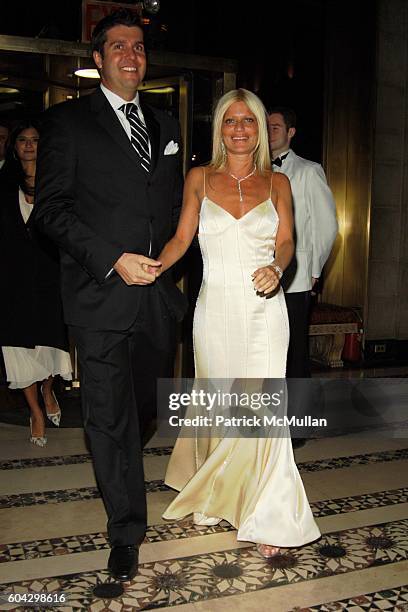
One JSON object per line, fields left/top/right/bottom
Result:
{"left": 251, "top": 172, "right": 294, "bottom": 297}
{"left": 142, "top": 262, "right": 163, "bottom": 279}
{"left": 252, "top": 264, "right": 282, "bottom": 295}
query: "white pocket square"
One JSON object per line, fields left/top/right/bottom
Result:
{"left": 164, "top": 140, "right": 179, "bottom": 155}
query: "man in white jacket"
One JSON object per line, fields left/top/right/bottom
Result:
{"left": 268, "top": 108, "right": 338, "bottom": 444}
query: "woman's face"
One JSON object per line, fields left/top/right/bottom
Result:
{"left": 14, "top": 127, "right": 39, "bottom": 163}
{"left": 221, "top": 101, "right": 258, "bottom": 156}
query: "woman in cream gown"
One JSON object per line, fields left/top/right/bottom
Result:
{"left": 157, "top": 89, "right": 320, "bottom": 556}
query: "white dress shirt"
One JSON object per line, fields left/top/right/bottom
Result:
{"left": 273, "top": 149, "right": 290, "bottom": 162}
{"left": 100, "top": 86, "right": 152, "bottom": 277}
{"left": 19, "top": 188, "right": 33, "bottom": 224}
{"left": 100, "top": 84, "right": 151, "bottom": 156}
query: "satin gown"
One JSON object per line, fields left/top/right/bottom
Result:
{"left": 163, "top": 186, "right": 320, "bottom": 547}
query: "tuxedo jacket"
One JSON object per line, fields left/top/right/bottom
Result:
{"left": 35, "top": 88, "right": 186, "bottom": 331}
{"left": 274, "top": 150, "right": 338, "bottom": 293}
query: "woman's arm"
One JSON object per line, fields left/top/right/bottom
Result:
{"left": 157, "top": 167, "right": 202, "bottom": 273}
{"left": 252, "top": 172, "right": 294, "bottom": 294}
{"left": 271, "top": 172, "right": 294, "bottom": 272}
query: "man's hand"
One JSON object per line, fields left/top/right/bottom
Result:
{"left": 311, "top": 276, "right": 319, "bottom": 296}
{"left": 113, "top": 253, "right": 162, "bottom": 286}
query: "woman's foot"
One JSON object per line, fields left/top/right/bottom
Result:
{"left": 40, "top": 383, "right": 61, "bottom": 427}
{"left": 29, "top": 414, "right": 47, "bottom": 447}
{"left": 256, "top": 543, "right": 281, "bottom": 558}
{"left": 193, "top": 512, "right": 221, "bottom": 526}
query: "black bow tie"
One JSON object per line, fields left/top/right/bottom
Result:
{"left": 272, "top": 153, "right": 289, "bottom": 167}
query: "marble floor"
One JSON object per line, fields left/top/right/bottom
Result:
{"left": 0, "top": 423, "right": 408, "bottom": 611}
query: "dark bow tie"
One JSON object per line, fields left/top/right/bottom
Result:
{"left": 272, "top": 153, "right": 289, "bottom": 167}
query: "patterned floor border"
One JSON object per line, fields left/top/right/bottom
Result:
{"left": 0, "top": 480, "right": 168, "bottom": 510}
{"left": 0, "top": 446, "right": 172, "bottom": 471}
{"left": 297, "top": 446, "right": 408, "bottom": 473}
{"left": 1, "top": 519, "right": 407, "bottom": 611}
{"left": 1, "top": 475, "right": 408, "bottom": 513}
{"left": 1, "top": 445, "right": 408, "bottom": 474}
{"left": 1, "top": 487, "right": 408, "bottom": 563}
{"left": 289, "top": 583, "right": 408, "bottom": 611}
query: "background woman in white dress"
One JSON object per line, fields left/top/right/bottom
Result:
{"left": 153, "top": 89, "right": 320, "bottom": 557}
{"left": 0, "top": 121, "right": 72, "bottom": 447}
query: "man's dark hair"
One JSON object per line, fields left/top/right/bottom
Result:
{"left": 91, "top": 8, "right": 144, "bottom": 56}
{"left": 267, "top": 107, "right": 297, "bottom": 131}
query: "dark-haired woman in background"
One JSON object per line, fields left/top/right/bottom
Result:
{"left": 0, "top": 120, "right": 72, "bottom": 447}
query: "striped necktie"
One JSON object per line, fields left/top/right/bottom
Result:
{"left": 120, "top": 102, "right": 151, "bottom": 172}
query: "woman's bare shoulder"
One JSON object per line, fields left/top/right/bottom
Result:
{"left": 184, "top": 166, "right": 209, "bottom": 205}
{"left": 272, "top": 171, "right": 290, "bottom": 188}
{"left": 186, "top": 165, "right": 209, "bottom": 183}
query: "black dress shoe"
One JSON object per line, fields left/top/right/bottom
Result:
{"left": 108, "top": 545, "right": 139, "bottom": 581}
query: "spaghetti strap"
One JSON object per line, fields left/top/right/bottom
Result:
{"left": 202, "top": 167, "right": 207, "bottom": 198}
{"left": 269, "top": 171, "right": 273, "bottom": 199}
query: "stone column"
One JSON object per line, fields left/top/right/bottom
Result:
{"left": 367, "top": 0, "right": 408, "bottom": 343}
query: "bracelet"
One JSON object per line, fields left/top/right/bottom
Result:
{"left": 271, "top": 263, "right": 283, "bottom": 279}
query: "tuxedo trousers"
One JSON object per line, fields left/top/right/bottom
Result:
{"left": 284, "top": 291, "right": 313, "bottom": 435}
{"left": 284, "top": 290, "right": 311, "bottom": 378}
{"left": 70, "top": 289, "right": 175, "bottom": 546}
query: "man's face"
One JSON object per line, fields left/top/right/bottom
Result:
{"left": 93, "top": 25, "right": 146, "bottom": 100}
{"left": 0, "top": 126, "right": 9, "bottom": 160}
{"left": 267, "top": 113, "right": 294, "bottom": 155}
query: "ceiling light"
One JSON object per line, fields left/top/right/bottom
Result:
{"left": 0, "top": 87, "right": 19, "bottom": 94}
{"left": 74, "top": 68, "right": 100, "bottom": 79}
{"left": 145, "top": 87, "right": 175, "bottom": 94}
{"left": 143, "top": 0, "right": 160, "bottom": 14}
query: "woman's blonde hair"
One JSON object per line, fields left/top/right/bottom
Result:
{"left": 210, "top": 88, "right": 271, "bottom": 173}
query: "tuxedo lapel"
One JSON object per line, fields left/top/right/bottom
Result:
{"left": 141, "top": 104, "right": 160, "bottom": 174}
{"left": 89, "top": 89, "right": 146, "bottom": 175}
{"left": 283, "top": 150, "right": 296, "bottom": 180}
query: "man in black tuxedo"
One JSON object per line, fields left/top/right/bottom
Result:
{"left": 35, "top": 9, "right": 185, "bottom": 580}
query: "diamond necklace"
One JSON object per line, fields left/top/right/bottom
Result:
{"left": 227, "top": 165, "right": 256, "bottom": 202}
